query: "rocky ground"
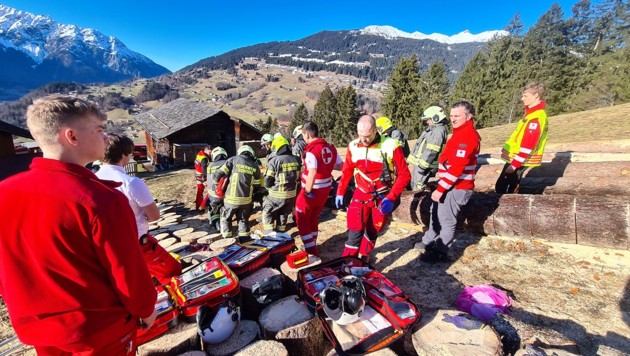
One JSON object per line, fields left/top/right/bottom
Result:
{"left": 2, "top": 167, "right": 629, "bottom": 356}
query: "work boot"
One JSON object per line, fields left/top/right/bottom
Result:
{"left": 414, "top": 241, "right": 434, "bottom": 253}
{"left": 419, "top": 249, "right": 449, "bottom": 263}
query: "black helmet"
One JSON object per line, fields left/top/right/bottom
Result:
{"left": 252, "top": 275, "right": 284, "bottom": 305}
{"left": 321, "top": 275, "right": 366, "bottom": 325}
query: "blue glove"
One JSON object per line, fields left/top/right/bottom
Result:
{"left": 379, "top": 198, "right": 394, "bottom": 215}
{"left": 305, "top": 190, "right": 315, "bottom": 199}
{"left": 335, "top": 195, "right": 344, "bottom": 209}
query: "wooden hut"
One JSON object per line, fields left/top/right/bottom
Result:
{"left": 133, "top": 99, "right": 263, "bottom": 167}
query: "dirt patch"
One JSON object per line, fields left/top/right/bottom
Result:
{"left": 2, "top": 168, "right": 628, "bottom": 356}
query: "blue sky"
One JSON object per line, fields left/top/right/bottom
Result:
{"left": 3, "top": 0, "right": 581, "bottom": 72}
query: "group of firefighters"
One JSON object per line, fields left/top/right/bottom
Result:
{"left": 189, "top": 81, "right": 548, "bottom": 263}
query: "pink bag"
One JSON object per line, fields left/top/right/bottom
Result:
{"left": 455, "top": 285, "right": 513, "bottom": 322}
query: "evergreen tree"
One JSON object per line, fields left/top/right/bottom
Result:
{"left": 289, "top": 102, "right": 308, "bottom": 135}
{"left": 451, "top": 52, "right": 492, "bottom": 127}
{"left": 312, "top": 85, "right": 337, "bottom": 141}
{"left": 333, "top": 85, "right": 361, "bottom": 146}
{"left": 418, "top": 62, "right": 450, "bottom": 116}
{"left": 382, "top": 55, "right": 421, "bottom": 139}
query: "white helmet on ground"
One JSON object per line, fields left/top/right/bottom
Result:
{"left": 196, "top": 299, "right": 240, "bottom": 344}
{"left": 321, "top": 275, "right": 366, "bottom": 325}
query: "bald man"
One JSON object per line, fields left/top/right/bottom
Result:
{"left": 336, "top": 115, "right": 411, "bottom": 262}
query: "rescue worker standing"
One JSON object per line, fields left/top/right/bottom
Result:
{"left": 263, "top": 136, "right": 301, "bottom": 233}
{"left": 376, "top": 116, "right": 411, "bottom": 157}
{"left": 336, "top": 115, "right": 411, "bottom": 262}
{"left": 261, "top": 133, "right": 274, "bottom": 161}
{"left": 407, "top": 106, "right": 449, "bottom": 192}
{"left": 495, "top": 82, "right": 548, "bottom": 194}
{"left": 291, "top": 125, "right": 307, "bottom": 158}
{"left": 194, "top": 145, "right": 212, "bottom": 210}
{"left": 213, "top": 145, "right": 261, "bottom": 242}
{"left": 295, "top": 121, "right": 342, "bottom": 256}
{"left": 416, "top": 101, "right": 480, "bottom": 262}
{"left": 206, "top": 146, "right": 229, "bottom": 233}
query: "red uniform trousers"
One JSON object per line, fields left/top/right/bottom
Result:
{"left": 341, "top": 191, "right": 387, "bottom": 258}
{"left": 195, "top": 182, "right": 206, "bottom": 210}
{"left": 294, "top": 186, "right": 330, "bottom": 256}
{"left": 141, "top": 234, "right": 182, "bottom": 283}
{"left": 34, "top": 321, "right": 138, "bottom": 356}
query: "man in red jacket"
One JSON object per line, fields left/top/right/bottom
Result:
{"left": 0, "top": 95, "right": 157, "bottom": 355}
{"left": 336, "top": 115, "right": 411, "bottom": 262}
{"left": 294, "top": 121, "right": 342, "bottom": 256}
{"left": 415, "top": 101, "right": 480, "bottom": 263}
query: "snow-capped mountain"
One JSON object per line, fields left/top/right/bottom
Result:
{"left": 356, "top": 25, "right": 506, "bottom": 44}
{"left": 0, "top": 5, "right": 170, "bottom": 100}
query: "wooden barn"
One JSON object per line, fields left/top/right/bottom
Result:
{"left": 133, "top": 98, "right": 263, "bottom": 167}
{"left": 0, "top": 119, "right": 39, "bottom": 181}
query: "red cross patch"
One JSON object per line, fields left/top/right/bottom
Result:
{"left": 321, "top": 147, "right": 333, "bottom": 164}
{"left": 456, "top": 149, "right": 466, "bottom": 158}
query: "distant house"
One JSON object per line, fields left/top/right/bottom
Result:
{"left": 133, "top": 98, "right": 263, "bottom": 167}
{"left": 0, "top": 120, "right": 39, "bottom": 181}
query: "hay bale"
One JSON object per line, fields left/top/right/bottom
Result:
{"left": 409, "top": 310, "right": 501, "bottom": 356}
{"left": 235, "top": 340, "right": 288, "bottom": 356}
{"left": 210, "top": 238, "right": 236, "bottom": 252}
{"left": 137, "top": 322, "right": 199, "bottom": 356}
{"left": 206, "top": 320, "right": 260, "bottom": 356}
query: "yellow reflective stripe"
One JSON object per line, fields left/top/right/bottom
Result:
{"left": 426, "top": 143, "right": 441, "bottom": 151}
{"left": 225, "top": 196, "right": 253, "bottom": 205}
{"left": 266, "top": 169, "right": 276, "bottom": 177}
{"left": 269, "top": 190, "right": 297, "bottom": 199}
{"left": 229, "top": 173, "right": 238, "bottom": 197}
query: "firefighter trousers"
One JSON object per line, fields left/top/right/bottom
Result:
{"left": 221, "top": 202, "right": 253, "bottom": 242}
{"left": 423, "top": 188, "right": 472, "bottom": 250}
{"left": 294, "top": 187, "right": 330, "bottom": 255}
{"left": 341, "top": 197, "right": 387, "bottom": 258}
{"left": 262, "top": 195, "right": 295, "bottom": 233}
{"left": 207, "top": 196, "right": 223, "bottom": 232}
{"left": 495, "top": 164, "right": 527, "bottom": 194}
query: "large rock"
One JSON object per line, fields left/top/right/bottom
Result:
{"left": 409, "top": 310, "right": 501, "bottom": 356}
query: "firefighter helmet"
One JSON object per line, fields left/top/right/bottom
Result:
{"left": 271, "top": 136, "right": 290, "bottom": 153}
{"left": 421, "top": 106, "right": 447, "bottom": 124}
{"left": 375, "top": 116, "right": 393, "bottom": 134}
{"left": 237, "top": 145, "right": 255, "bottom": 157}
{"left": 211, "top": 147, "right": 227, "bottom": 162}
{"left": 321, "top": 275, "right": 366, "bottom": 325}
{"left": 273, "top": 132, "right": 283, "bottom": 139}
{"left": 196, "top": 300, "right": 240, "bottom": 344}
{"left": 292, "top": 125, "right": 303, "bottom": 139}
{"left": 261, "top": 134, "right": 274, "bottom": 145}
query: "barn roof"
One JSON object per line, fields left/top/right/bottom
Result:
{"left": 133, "top": 98, "right": 223, "bottom": 140}
{"left": 0, "top": 119, "right": 33, "bottom": 139}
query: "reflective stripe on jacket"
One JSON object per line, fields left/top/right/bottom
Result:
{"left": 265, "top": 146, "right": 301, "bottom": 199}
{"left": 407, "top": 123, "right": 448, "bottom": 170}
{"left": 194, "top": 151, "right": 209, "bottom": 181}
{"left": 213, "top": 154, "right": 261, "bottom": 205}
{"left": 501, "top": 102, "right": 548, "bottom": 167}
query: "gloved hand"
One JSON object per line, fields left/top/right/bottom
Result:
{"left": 335, "top": 195, "right": 344, "bottom": 209}
{"left": 305, "top": 190, "right": 315, "bottom": 199}
{"left": 379, "top": 198, "right": 394, "bottom": 215}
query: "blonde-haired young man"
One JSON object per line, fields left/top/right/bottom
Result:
{"left": 0, "top": 95, "right": 157, "bottom": 355}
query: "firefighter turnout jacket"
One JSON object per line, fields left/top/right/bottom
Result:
{"left": 207, "top": 158, "right": 227, "bottom": 198}
{"left": 337, "top": 133, "right": 411, "bottom": 201}
{"left": 436, "top": 120, "right": 481, "bottom": 193}
{"left": 407, "top": 121, "right": 448, "bottom": 171}
{"left": 213, "top": 154, "right": 261, "bottom": 205}
{"left": 265, "top": 145, "right": 301, "bottom": 198}
{"left": 194, "top": 150, "right": 210, "bottom": 182}
{"left": 501, "top": 101, "right": 548, "bottom": 168}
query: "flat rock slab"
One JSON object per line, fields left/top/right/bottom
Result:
{"left": 181, "top": 231, "right": 209, "bottom": 243}
{"left": 167, "top": 242, "right": 190, "bottom": 254}
{"left": 198, "top": 233, "right": 222, "bottom": 245}
{"left": 206, "top": 319, "right": 260, "bottom": 356}
{"left": 166, "top": 224, "right": 189, "bottom": 232}
{"left": 235, "top": 340, "right": 288, "bottom": 356}
{"left": 158, "top": 218, "right": 180, "bottom": 227}
{"left": 280, "top": 255, "right": 322, "bottom": 282}
{"left": 173, "top": 228, "right": 195, "bottom": 237}
{"left": 259, "top": 296, "right": 313, "bottom": 336}
{"left": 410, "top": 310, "right": 501, "bottom": 356}
{"left": 210, "top": 238, "right": 237, "bottom": 252}
{"left": 154, "top": 232, "right": 171, "bottom": 241}
{"left": 240, "top": 267, "right": 282, "bottom": 289}
{"left": 137, "top": 321, "right": 199, "bottom": 356}
{"left": 158, "top": 238, "right": 178, "bottom": 249}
